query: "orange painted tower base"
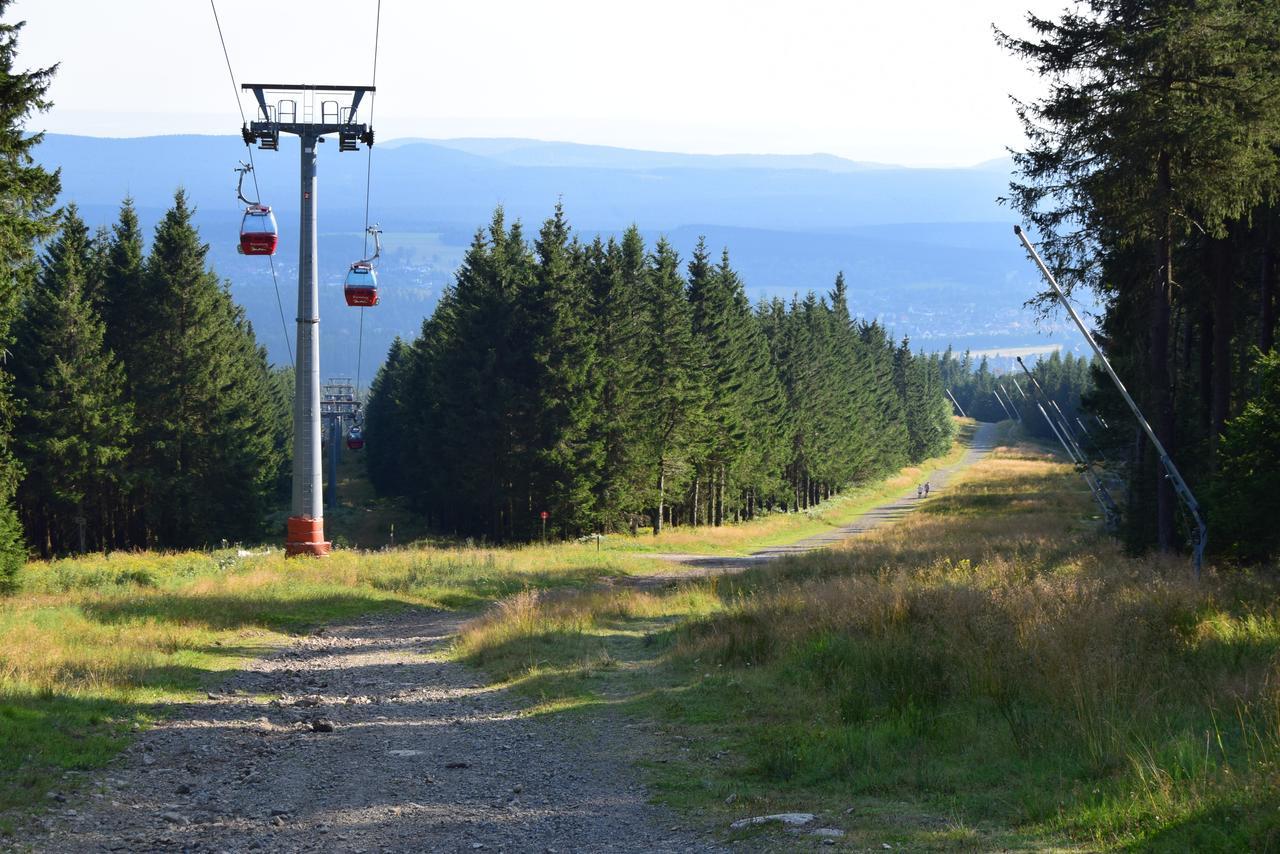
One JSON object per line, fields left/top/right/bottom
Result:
{"left": 285, "top": 515, "right": 331, "bottom": 557}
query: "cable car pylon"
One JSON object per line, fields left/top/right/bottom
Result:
{"left": 241, "top": 83, "right": 375, "bottom": 557}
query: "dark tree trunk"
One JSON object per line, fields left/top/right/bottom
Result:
{"left": 1198, "top": 299, "right": 1213, "bottom": 440}
{"left": 654, "top": 462, "right": 665, "bottom": 535}
{"left": 715, "top": 465, "right": 724, "bottom": 527}
{"left": 1262, "top": 214, "right": 1277, "bottom": 354}
{"left": 1152, "top": 151, "right": 1176, "bottom": 552}
{"left": 1211, "top": 233, "right": 1233, "bottom": 454}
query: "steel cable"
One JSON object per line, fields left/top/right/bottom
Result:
{"left": 211, "top": 0, "right": 294, "bottom": 368}
{"left": 355, "top": 0, "right": 382, "bottom": 398}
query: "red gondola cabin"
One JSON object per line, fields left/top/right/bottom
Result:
{"left": 347, "top": 426, "right": 365, "bottom": 450}
{"left": 239, "top": 204, "right": 278, "bottom": 256}
{"left": 344, "top": 262, "right": 378, "bottom": 307}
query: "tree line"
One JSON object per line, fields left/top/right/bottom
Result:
{"left": 364, "top": 207, "right": 954, "bottom": 541}
{"left": 940, "top": 348, "right": 1095, "bottom": 442}
{"left": 999, "top": 0, "right": 1280, "bottom": 561}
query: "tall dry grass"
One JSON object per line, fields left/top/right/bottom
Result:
{"left": 457, "top": 442, "right": 1280, "bottom": 847}
{"left": 672, "top": 447, "right": 1280, "bottom": 846}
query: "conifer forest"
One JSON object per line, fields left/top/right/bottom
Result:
{"left": 997, "top": 1, "right": 1280, "bottom": 560}
{"left": 7, "top": 196, "right": 291, "bottom": 557}
{"left": 363, "top": 208, "right": 953, "bottom": 541}
{"left": 0, "top": 0, "right": 1278, "bottom": 568}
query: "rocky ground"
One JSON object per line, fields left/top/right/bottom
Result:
{"left": 23, "top": 610, "right": 724, "bottom": 853}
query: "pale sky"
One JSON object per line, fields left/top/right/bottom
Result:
{"left": 13, "top": 0, "right": 1060, "bottom": 168}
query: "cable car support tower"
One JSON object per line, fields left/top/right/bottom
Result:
{"left": 242, "top": 83, "right": 374, "bottom": 556}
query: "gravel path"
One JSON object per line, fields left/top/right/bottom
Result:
{"left": 24, "top": 611, "right": 723, "bottom": 853}
{"left": 637, "top": 422, "right": 999, "bottom": 584}
{"left": 20, "top": 425, "right": 997, "bottom": 853}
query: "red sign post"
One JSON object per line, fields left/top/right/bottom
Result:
{"left": 540, "top": 511, "right": 548, "bottom": 544}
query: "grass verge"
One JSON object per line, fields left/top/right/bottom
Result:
{"left": 457, "top": 438, "right": 1280, "bottom": 850}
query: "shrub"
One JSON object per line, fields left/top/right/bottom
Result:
{"left": 1212, "top": 348, "right": 1280, "bottom": 562}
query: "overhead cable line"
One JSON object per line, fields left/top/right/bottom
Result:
{"left": 355, "top": 0, "right": 382, "bottom": 400}
{"left": 210, "top": 0, "right": 294, "bottom": 368}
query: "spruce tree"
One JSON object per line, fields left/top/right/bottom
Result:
{"left": 427, "top": 228, "right": 502, "bottom": 535}
{"left": 101, "top": 198, "right": 145, "bottom": 368}
{"left": 588, "top": 230, "right": 645, "bottom": 531}
{"left": 12, "top": 207, "right": 133, "bottom": 555}
{"left": 858, "top": 321, "right": 908, "bottom": 470}
{"left": 755, "top": 297, "right": 799, "bottom": 510}
{"left": 364, "top": 337, "right": 411, "bottom": 498}
{"left": 0, "top": 1, "right": 60, "bottom": 582}
{"left": 1000, "top": 0, "right": 1280, "bottom": 550}
{"left": 396, "top": 290, "right": 456, "bottom": 530}
{"left": 1211, "top": 349, "right": 1280, "bottom": 561}
{"left": 827, "top": 273, "right": 879, "bottom": 482}
{"left": 636, "top": 238, "right": 706, "bottom": 532}
{"left": 687, "top": 241, "right": 751, "bottom": 525}
{"left": 729, "top": 279, "right": 788, "bottom": 520}
{"left": 425, "top": 211, "right": 538, "bottom": 539}
{"left": 527, "top": 204, "right": 602, "bottom": 537}
{"left": 125, "top": 190, "right": 283, "bottom": 546}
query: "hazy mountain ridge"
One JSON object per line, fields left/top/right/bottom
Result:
{"left": 35, "top": 133, "right": 1011, "bottom": 229}
{"left": 34, "top": 134, "right": 1071, "bottom": 378}
{"left": 388, "top": 137, "right": 902, "bottom": 172}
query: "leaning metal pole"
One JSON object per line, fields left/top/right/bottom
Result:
{"left": 996, "top": 383, "right": 1020, "bottom": 422}
{"left": 287, "top": 131, "right": 330, "bottom": 556}
{"left": 1014, "top": 225, "right": 1206, "bottom": 576}
{"left": 991, "top": 389, "right": 1013, "bottom": 421}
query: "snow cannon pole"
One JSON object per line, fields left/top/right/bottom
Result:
{"left": 1013, "top": 225, "right": 1205, "bottom": 577}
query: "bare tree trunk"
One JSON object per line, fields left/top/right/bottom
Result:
{"left": 655, "top": 462, "right": 665, "bottom": 535}
{"left": 714, "top": 465, "right": 724, "bottom": 527}
{"left": 691, "top": 474, "right": 699, "bottom": 527}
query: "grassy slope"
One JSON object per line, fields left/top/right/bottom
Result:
{"left": 0, "top": 425, "right": 975, "bottom": 832}
{"left": 457, "top": 440, "right": 1280, "bottom": 851}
